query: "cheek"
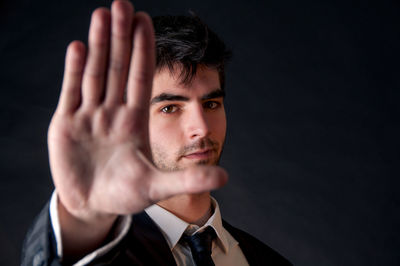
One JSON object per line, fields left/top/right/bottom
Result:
{"left": 209, "top": 111, "right": 227, "bottom": 140}
{"left": 149, "top": 116, "right": 181, "bottom": 148}
{"left": 149, "top": 116, "right": 184, "bottom": 170}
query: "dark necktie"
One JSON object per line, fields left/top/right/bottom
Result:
{"left": 181, "top": 226, "right": 216, "bottom": 266}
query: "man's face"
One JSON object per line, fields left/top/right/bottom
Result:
{"left": 149, "top": 66, "right": 227, "bottom": 171}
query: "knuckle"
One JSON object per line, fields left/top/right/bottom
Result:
{"left": 196, "top": 171, "right": 208, "bottom": 184}
{"left": 185, "top": 168, "right": 207, "bottom": 189}
{"left": 113, "top": 17, "right": 131, "bottom": 38}
{"left": 133, "top": 69, "right": 152, "bottom": 85}
{"left": 72, "top": 111, "right": 93, "bottom": 134}
{"left": 109, "top": 57, "right": 128, "bottom": 72}
{"left": 93, "top": 108, "right": 110, "bottom": 132}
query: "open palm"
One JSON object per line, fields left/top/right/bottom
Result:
{"left": 47, "top": 1, "right": 227, "bottom": 223}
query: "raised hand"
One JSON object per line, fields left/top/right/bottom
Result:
{"left": 47, "top": 1, "right": 227, "bottom": 256}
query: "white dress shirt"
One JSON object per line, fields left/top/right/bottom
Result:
{"left": 50, "top": 192, "right": 249, "bottom": 266}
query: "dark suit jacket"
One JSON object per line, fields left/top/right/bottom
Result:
{"left": 21, "top": 202, "right": 292, "bottom": 266}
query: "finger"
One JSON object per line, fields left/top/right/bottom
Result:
{"left": 126, "top": 12, "right": 155, "bottom": 109}
{"left": 148, "top": 166, "right": 229, "bottom": 202}
{"left": 58, "top": 41, "right": 86, "bottom": 114}
{"left": 104, "top": 0, "right": 134, "bottom": 106}
{"left": 81, "top": 8, "right": 111, "bottom": 107}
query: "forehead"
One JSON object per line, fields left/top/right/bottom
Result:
{"left": 152, "top": 66, "right": 221, "bottom": 97}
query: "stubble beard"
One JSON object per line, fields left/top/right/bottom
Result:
{"left": 151, "top": 138, "right": 223, "bottom": 172}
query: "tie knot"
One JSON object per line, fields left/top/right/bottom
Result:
{"left": 181, "top": 226, "right": 216, "bottom": 266}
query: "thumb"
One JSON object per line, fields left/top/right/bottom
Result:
{"left": 148, "top": 166, "right": 228, "bottom": 202}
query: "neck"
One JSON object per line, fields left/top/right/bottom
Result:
{"left": 157, "top": 192, "right": 212, "bottom": 226}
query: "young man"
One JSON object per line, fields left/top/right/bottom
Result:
{"left": 22, "top": 1, "right": 291, "bottom": 265}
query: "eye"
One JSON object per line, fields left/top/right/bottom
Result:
{"left": 161, "top": 105, "right": 178, "bottom": 114}
{"left": 203, "top": 101, "right": 220, "bottom": 110}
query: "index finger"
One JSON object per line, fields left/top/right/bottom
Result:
{"left": 126, "top": 12, "right": 155, "bottom": 109}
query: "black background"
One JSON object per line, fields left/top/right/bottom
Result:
{"left": 1, "top": 0, "right": 399, "bottom": 265}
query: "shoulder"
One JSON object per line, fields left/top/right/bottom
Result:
{"left": 223, "top": 219, "right": 293, "bottom": 266}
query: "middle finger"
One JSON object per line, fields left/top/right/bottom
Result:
{"left": 81, "top": 8, "right": 111, "bottom": 107}
{"left": 104, "top": 1, "right": 134, "bottom": 106}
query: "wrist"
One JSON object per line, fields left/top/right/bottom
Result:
{"left": 57, "top": 197, "right": 118, "bottom": 260}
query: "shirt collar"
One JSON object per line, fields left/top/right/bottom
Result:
{"left": 145, "top": 196, "right": 230, "bottom": 254}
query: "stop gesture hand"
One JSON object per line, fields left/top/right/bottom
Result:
{"left": 47, "top": 1, "right": 227, "bottom": 254}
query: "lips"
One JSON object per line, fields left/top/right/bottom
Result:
{"left": 182, "top": 148, "right": 214, "bottom": 160}
{"left": 178, "top": 138, "right": 219, "bottom": 162}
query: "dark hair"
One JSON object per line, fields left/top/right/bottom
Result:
{"left": 152, "top": 15, "right": 232, "bottom": 90}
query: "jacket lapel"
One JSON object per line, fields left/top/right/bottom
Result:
{"left": 125, "top": 211, "right": 177, "bottom": 266}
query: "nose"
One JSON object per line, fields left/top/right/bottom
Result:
{"left": 185, "top": 104, "right": 210, "bottom": 140}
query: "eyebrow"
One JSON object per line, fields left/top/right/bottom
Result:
{"left": 201, "top": 89, "right": 225, "bottom": 100}
{"left": 150, "top": 89, "right": 225, "bottom": 105}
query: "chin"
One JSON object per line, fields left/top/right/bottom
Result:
{"left": 195, "top": 157, "right": 220, "bottom": 166}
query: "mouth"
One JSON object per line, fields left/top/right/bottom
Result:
{"left": 182, "top": 148, "right": 214, "bottom": 160}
